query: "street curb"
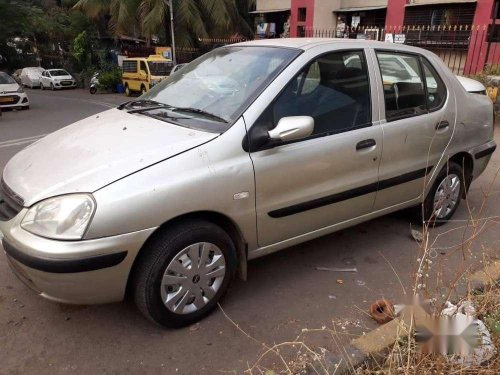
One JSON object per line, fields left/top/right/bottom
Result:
{"left": 307, "top": 260, "right": 500, "bottom": 374}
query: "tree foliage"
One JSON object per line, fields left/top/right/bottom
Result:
{"left": 74, "top": 0, "right": 256, "bottom": 47}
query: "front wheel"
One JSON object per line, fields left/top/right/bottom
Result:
{"left": 125, "top": 85, "right": 131, "bottom": 97}
{"left": 419, "top": 162, "right": 465, "bottom": 226}
{"left": 133, "top": 220, "right": 237, "bottom": 328}
{"left": 89, "top": 86, "right": 97, "bottom": 94}
{"left": 140, "top": 86, "right": 147, "bottom": 95}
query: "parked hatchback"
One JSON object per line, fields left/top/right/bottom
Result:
{"left": 40, "top": 69, "right": 77, "bottom": 90}
{"left": 0, "top": 72, "right": 29, "bottom": 109}
{"left": 0, "top": 39, "right": 496, "bottom": 327}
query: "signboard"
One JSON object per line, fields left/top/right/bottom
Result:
{"left": 351, "top": 16, "right": 360, "bottom": 28}
{"left": 364, "top": 28, "right": 380, "bottom": 41}
{"left": 384, "top": 33, "right": 394, "bottom": 43}
{"left": 394, "top": 34, "right": 406, "bottom": 44}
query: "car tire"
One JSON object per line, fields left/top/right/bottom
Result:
{"left": 125, "top": 85, "right": 131, "bottom": 97}
{"left": 50, "top": 83, "right": 55, "bottom": 91}
{"left": 133, "top": 220, "right": 237, "bottom": 328}
{"left": 418, "top": 161, "right": 465, "bottom": 227}
{"left": 141, "top": 85, "right": 147, "bottom": 95}
{"left": 40, "top": 83, "right": 44, "bottom": 90}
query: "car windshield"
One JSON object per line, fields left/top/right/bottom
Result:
{"left": 0, "top": 73, "right": 16, "bottom": 84}
{"left": 147, "top": 61, "right": 173, "bottom": 76}
{"left": 139, "top": 46, "right": 300, "bottom": 132}
{"left": 49, "top": 70, "right": 69, "bottom": 76}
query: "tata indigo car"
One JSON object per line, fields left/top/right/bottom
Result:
{"left": 0, "top": 39, "right": 496, "bottom": 327}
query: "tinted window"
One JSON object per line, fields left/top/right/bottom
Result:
{"left": 421, "top": 58, "right": 446, "bottom": 111}
{"left": 49, "top": 70, "right": 69, "bottom": 76}
{"left": 268, "top": 50, "right": 371, "bottom": 137}
{"left": 148, "top": 61, "right": 173, "bottom": 76}
{"left": 0, "top": 73, "right": 16, "bottom": 84}
{"left": 123, "top": 60, "right": 137, "bottom": 73}
{"left": 377, "top": 52, "right": 427, "bottom": 121}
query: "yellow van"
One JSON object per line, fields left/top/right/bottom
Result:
{"left": 122, "top": 55, "right": 174, "bottom": 96}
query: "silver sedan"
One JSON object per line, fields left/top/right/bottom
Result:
{"left": 0, "top": 39, "right": 496, "bottom": 327}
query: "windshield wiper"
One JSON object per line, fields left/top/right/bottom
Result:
{"left": 119, "top": 99, "right": 172, "bottom": 112}
{"left": 170, "top": 107, "right": 228, "bottom": 123}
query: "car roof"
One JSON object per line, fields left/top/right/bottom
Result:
{"left": 233, "top": 38, "right": 429, "bottom": 54}
{"left": 47, "top": 68, "right": 67, "bottom": 71}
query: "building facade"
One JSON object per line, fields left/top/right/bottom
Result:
{"left": 253, "top": 0, "right": 500, "bottom": 73}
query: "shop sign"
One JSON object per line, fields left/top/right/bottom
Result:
{"left": 394, "top": 34, "right": 406, "bottom": 44}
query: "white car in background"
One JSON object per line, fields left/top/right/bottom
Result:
{"left": 0, "top": 72, "right": 29, "bottom": 109}
{"left": 40, "top": 69, "right": 77, "bottom": 90}
{"left": 20, "top": 67, "right": 44, "bottom": 88}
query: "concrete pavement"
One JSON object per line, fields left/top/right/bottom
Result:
{"left": 0, "top": 89, "right": 498, "bottom": 374}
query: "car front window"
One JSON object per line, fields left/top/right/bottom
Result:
{"left": 147, "top": 61, "right": 173, "bottom": 76}
{"left": 0, "top": 73, "right": 16, "bottom": 84}
{"left": 139, "top": 46, "right": 301, "bottom": 132}
{"left": 50, "top": 70, "right": 69, "bottom": 76}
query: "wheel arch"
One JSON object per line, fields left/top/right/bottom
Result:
{"left": 126, "top": 211, "right": 248, "bottom": 296}
{"left": 449, "top": 151, "right": 474, "bottom": 196}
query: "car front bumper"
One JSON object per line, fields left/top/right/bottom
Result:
{"left": 53, "top": 81, "right": 77, "bottom": 89}
{"left": 0, "top": 92, "right": 29, "bottom": 108}
{"left": 0, "top": 213, "right": 155, "bottom": 304}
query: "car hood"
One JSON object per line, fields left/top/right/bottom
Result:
{"left": 52, "top": 75, "right": 73, "bottom": 80}
{"left": 0, "top": 83, "right": 19, "bottom": 92}
{"left": 2, "top": 108, "right": 218, "bottom": 206}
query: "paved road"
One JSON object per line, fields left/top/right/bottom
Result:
{"left": 0, "top": 89, "right": 499, "bottom": 374}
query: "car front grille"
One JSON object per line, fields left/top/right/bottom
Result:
{"left": 0, "top": 178, "right": 24, "bottom": 221}
{"left": 0, "top": 95, "right": 20, "bottom": 105}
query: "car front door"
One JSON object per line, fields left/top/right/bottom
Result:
{"left": 247, "top": 48, "right": 382, "bottom": 247}
{"left": 371, "top": 50, "right": 456, "bottom": 210}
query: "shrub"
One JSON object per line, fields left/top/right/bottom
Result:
{"left": 98, "top": 67, "right": 122, "bottom": 91}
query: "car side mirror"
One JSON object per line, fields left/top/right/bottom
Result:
{"left": 268, "top": 116, "right": 314, "bottom": 142}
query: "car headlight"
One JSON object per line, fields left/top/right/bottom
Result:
{"left": 21, "top": 194, "right": 96, "bottom": 240}
{"left": 16, "top": 86, "right": 24, "bottom": 93}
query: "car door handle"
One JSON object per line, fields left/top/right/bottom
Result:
{"left": 356, "top": 139, "right": 376, "bottom": 151}
{"left": 435, "top": 120, "right": 450, "bottom": 130}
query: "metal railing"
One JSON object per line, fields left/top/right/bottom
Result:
{"left": 301, "top": 25, "right": 499, "bottom": 75}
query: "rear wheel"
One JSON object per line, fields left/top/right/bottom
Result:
{"left": 133, "top": 220, "right": 237, "bottom": 328}
{"left": 125, "top": 85, "right": 131, "bottom": 97}
{"left": 418, "top": 162, "right": 464, "bottom": 226}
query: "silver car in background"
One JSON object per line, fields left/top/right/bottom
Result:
{"left": 0, "top": 39, "right": 496, "bottom": 327}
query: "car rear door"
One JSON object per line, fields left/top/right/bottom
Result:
{"left": 371, "top": 50, "right": 456, "bottom": 210}
{"left": 247, "top": 47, "right": 382, "bottom": 247}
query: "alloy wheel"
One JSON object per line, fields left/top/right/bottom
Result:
{"left": 433, "top": 173, "right": 460, "bottom": 219}
{"left": 160, "top": 242, "right": 226, "bottom": 315}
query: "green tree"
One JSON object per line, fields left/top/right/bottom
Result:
{"left": 72, "top": 30, "right": 92, "bottom": 69}
{"left": 74, "top": 0, "right": 255, "bottom": 48}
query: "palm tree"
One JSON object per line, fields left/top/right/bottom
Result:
{"left": 73, "top": 0, "right": 141, "bottom": 37}
{"left": 74, "top": 0, "right": 255, "bottom": 47}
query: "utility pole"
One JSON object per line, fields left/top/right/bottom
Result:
{"left": 169, "top": 0, "right": 176, "bottom": 64}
